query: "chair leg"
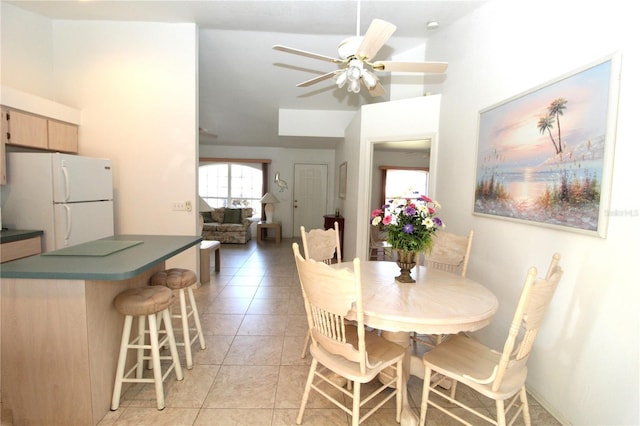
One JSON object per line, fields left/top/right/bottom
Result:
{"left": 111, "top": 315, "right": 133, "bottom": 410}
{"left": 419, "top": 366, "right": 432, "bottom": 426}
{"left": 300, "top": 330, "right": 310, "bottom": 358}
{"left": 395, "top": 360, "right": 403, "bottom": 423}
{"left": 296, "top": 358, "right": 317, "bottom": 425}
{"left": 496, "top": 399, "right": 506, "bottom": 426}
{"left": 136, "top": 315, "right": 146, "bottom": 377}
{"left": 187, "top": 286, "right": 206, "bottom": 350}
{"left": 178, "top": 288, "right": 193, "bottom": 369}
{"left": 147, "top": 313, "right": 166, "bottom": 410}
{"left": 519, "top": 387, "right": 531, "bottom": 426}
{"left": 161, "top": 308, "right": 184, "bottom": 381}
{"left": 351, "top": 381, "right": 361, "bottom": 426}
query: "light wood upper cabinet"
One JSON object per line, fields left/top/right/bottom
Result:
{"left": 48, "top": 119, "right": 78, "bottom": 153}
{"left": 1, "top": 107, "right": 78, "bottom": 153}
{"left": 2, "top": 108, "right": 48, "bottom": 149}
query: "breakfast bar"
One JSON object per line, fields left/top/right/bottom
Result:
{"left": 0, "top": 234, "right": 201, "bottom": 426}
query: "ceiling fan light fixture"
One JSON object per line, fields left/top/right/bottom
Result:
{"left": 348, "top": 78, "right": 361, "bottom": 93}
{"left": 335, "top": 70, "right": 348, "bottom": 88}
{"left": 361, "top": 69, "right": 378, "bottom": 89}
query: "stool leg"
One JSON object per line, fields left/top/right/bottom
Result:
{"left": 178, "top": 288, "right": 193, "bottom": 369}
{"left": 111, "top": 315, "right": 133, "bottom": 410}
{"left": 187, "top": 286, "right": 206, "bottom": 350}
{"left": 162, "top": 308, "right": 184, "bottom": 381}
{"left": 147, "top": 313, "right": 166, "bottom": 410}
{"left": 136, "top": 315, "right": 146, "bottom": 378}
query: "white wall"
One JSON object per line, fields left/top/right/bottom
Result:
{"left": 199, "top": 144, "right": 336, "bottom": 238}
{"left": 1, "top": 4, "right": 200, "bottom": 272}
{"left": 351, "top": 95, "right": 441, "bottom": 260}
{"left": 427, "top": 2, "right": 639, "bottom": 424}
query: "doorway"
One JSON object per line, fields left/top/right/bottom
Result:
{"left": 292, "top": 163, "right": 328, "bottom": 237}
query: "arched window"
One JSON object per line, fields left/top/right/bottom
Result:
{"left": 199, "top": 163, "right": 262, "bottom": 218}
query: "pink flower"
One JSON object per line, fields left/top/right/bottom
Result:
{"left": 382, "top": 215, "right": 392, "bottom": 225}
{"left": 420, "top": 195, "right": 432, "bottom": 203}
{"left": 371, "top": 209, "right": 383, "bottom": 218}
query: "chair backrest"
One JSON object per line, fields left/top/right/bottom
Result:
{"left": 491, "top": 253, "right": 563, "bottom": 392}
{"left": 300, "top": 221, "right": 341, "bottom": 264}
{"left": 423, "top": 230, "right": 474, "bottom": 277}
{"left": 292, "top": 242, "right": 376, "bottom": 374}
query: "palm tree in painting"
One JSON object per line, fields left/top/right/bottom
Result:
{"left": 537, "top": 97, "right": 568, "bottom": 155}
{"left": 548, "top": 97, "right": 567, "bottom": 153}
{"left": 537, "top": 115, "right": 560, "bottom": 154}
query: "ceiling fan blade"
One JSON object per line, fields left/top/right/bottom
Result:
{"left": 372, "top": 61, "right": 448, "bottom": 73}
{"left": 296, "top": 71, "right": 337, "bottom": 87}
{"left": 367, "top": 82, "right": 386, "bottom": 97}
{"left": 356, "top": 19, "right": 397, "bottom": 61}
{"left": 273, "top": 45, "right": 342, "bottom": 64}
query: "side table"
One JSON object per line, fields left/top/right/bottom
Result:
{"left": 257, "top": 221, "right": 282, "bottom": 244}
{"left": 200, "top": 240, "right": 220, "bottom": 283}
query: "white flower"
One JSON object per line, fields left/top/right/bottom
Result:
{"left": 423, "top": 217, "right": 434, "bottom": 228}
{"left": 372, "top": 216, "right": 382, "bottom": 226}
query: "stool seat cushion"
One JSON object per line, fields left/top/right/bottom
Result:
{"left": 114, "top": 286, "right": 173, "bottom": 316}
{"left": 150, "top": 268, "right": 198, "bottom": 290}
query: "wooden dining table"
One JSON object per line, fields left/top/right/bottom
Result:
{"left": 333, "top": 260, "right": 499, "bottom": 426}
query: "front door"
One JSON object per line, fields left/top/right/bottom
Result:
{"left": 293, "top": 163, "right": 328, "bottom": 237}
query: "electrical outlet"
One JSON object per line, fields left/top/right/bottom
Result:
{"left": 185, "top": 201, "right": 192, "bottom": 212}
{"left": 172, "top": 201, "right": 186, "bottom": 211}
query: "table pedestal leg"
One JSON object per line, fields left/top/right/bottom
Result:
{"left": 380, "top": 331, "right": 419, "bottom": 426}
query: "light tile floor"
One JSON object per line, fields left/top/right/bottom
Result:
{"left": 85, "top": 239, "right": 561, "bottom": 426}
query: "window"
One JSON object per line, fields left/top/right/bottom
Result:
{"left": 378, "top": 167, "right": 429, "bottom": 209}
{"left": 199, "top": 163, "right": 262, "bottom": 217}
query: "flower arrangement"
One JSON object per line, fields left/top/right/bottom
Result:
{"left": 370, "top": 194, "right": 444, "bottom": 253}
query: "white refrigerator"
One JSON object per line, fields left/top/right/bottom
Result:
{"left": 3, "top": 152, "right": 115, "bottom": 252}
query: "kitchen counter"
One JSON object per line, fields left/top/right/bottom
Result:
{"left": 0, "top": 229, "right": 43, "bottom": 243}
{"left": 0, "top": 229, "right": 44, "bottom": 263}
{"left": 0, "top": 234, "right": 200, "bottom": 280}
{"left": 1, "top": 234, "right": 201, "bottom": 426}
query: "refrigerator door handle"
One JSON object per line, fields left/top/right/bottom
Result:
{"left": 64, "top": 204, "right": 72, "bottom": 245}
{"left": 61, "top": 161, "right": 71, "bottom": 202}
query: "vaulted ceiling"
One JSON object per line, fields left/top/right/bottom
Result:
{"left": 7, "top": 1, "right": 484, "bottom": 149}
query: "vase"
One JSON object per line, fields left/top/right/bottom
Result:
{"left": 395, "top": 250, "right": 417, "bottom": 283}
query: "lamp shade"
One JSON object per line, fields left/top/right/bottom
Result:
{"left": 260, "top": 192, "right": 280, "bottom": 204}
{"left": 198, "top": 196, "right": 212, "bottom": 212}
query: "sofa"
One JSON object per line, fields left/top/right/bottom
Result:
{"left": 201, "top": 207, "right": 253, "bottom": 244}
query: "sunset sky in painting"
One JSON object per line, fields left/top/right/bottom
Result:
{"left": 476, "top": 59, "right": 612, "bottom": 172}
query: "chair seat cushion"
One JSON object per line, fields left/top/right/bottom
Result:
{"left": 150, "top": 268, "right": 198, "bottom": 290}
{"left": 114, "top": 286, "right": 173, "bottom": 316}
{"left": 423, "top": 334, "right": 527, "bottom": 399}
{"left": 310, "top": 326, "right": 404, "bottom": 382}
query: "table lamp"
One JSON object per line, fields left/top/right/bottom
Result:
{"left": 260, "top": 192, "right": 279, "bottom": 223}
{"left": 198, "top": 196, "right": 212, "bottom": 235}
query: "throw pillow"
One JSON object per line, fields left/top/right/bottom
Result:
{"left": 223, "top": 208, "right": 242, "bottom": 224}
{"left": 201, "top": 212, "right": 214, "bottom": 223}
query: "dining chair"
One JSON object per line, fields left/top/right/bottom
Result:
{"left": 299, "top": 221, "right": 342, "bottom": 358}
{"left": 292, "top": 242, "right": 404, "bottom": 426}
{"left": 369, "top": 224, "right": 391, "bottom": 261}
{"left": 413, "top": 230, "right": 474, "bottom": 348}
{"left": 300, "top": 221, "right": 341, "bottom": 265}
{"left": 418, "top": 253, "right": 563, "bottom": 426}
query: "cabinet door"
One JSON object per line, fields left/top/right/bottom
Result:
{"left": 0, "top": 109, "right": 6, "bottom": 184}
{"left": 3, "top": 109, "right": 48, "bottom": 149}
{"left": 48, "top": 119, "right": 78, "bottom": 153}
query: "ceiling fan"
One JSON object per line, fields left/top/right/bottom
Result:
{"left": 272, "top": 5, "right": 447, "bottom": 97}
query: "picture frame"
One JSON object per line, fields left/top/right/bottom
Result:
{"left": 338, "top": 161, "right": 347, "bottom": 199}
{"left": 473, "top": 53, "right": 621, "bottom": 237}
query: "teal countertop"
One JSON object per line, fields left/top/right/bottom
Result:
{"left": 0, "top": 234, "right": 201, "bottom": 281}
{"left": 0, "top": 229, "right": 44, "bottom": 244}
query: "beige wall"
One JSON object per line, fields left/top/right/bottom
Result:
{"left": 426, "top": 2, "right": 639, "bottom": 424}
{"left": 1, "top": 4, "right": 199, "bottom": 272}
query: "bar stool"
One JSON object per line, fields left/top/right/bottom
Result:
{"left": 111, "top": 285, "right": 183, "bottom": 411}
{"left": 150, "top": 268, "right": 206, "bottom": 369}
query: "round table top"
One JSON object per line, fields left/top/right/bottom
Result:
{"left": 335, "top": 261, "right": 499, "bottom": 335}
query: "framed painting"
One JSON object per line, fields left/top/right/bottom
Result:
{"left": 338, "top": 161, "right": 347, "bottom": 199}
{"left": 473, "top": 53, "right": 621, "bottom": 237}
